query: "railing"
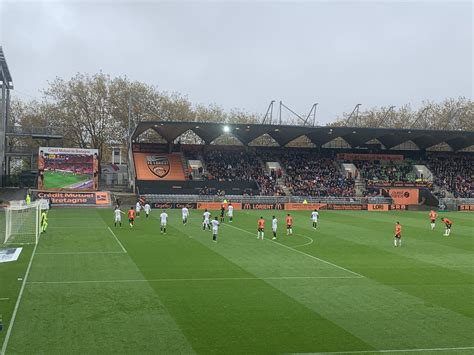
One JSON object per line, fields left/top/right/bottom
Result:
{"left": 6, "top": 126, "right": 63, "bottom": 137}
{"left": 6, "top": 146, "right": 34, "bottom": 154}
{"left": 440, "top": 198, "right": 474, "bottom": 205}
{"left": 140, "top": 194, "right": 392, "bottom": 205}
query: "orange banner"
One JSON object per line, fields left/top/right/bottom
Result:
{"left": 284, "top": 203, "right": 327, "bottom": 211}
{"left": 388, "top": 188, "right": 419, "bottom": 205}
{"left": 459, "top": 205, "right": 474, "bottom": 211}
{"left": 134, "top": 153, "right": 186, "bottom": 181}
{"left": 368, "top": 203, "right": 389, "bottom": 211}
{"left": 197, "top": 202, "right": 242, "bottom": 210}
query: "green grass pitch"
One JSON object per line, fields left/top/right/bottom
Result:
{"left": 43, "top": 171, "right": 91, "bottom": 189}
{"left": 0, "top": 208, "right": 473, "bottom": 354}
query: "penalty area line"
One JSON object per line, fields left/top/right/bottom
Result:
{"left": 292, "top": 233, "right": 314, "bottom": 248}
{"left": 25, "top": 275, "right": 361, "bottom": 285}
{"left": 107, "top": 227, "right": 127, "bottom": 253}
{"left": 223, "top": 223, "right": 364, "bottom": 279}
{"left": 1, "top": 243, "right": 38, "bottom": 355}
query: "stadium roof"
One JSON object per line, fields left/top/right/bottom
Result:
{"left": 131, "top": 121, "right": 474, "bottom": 151}
{"left": 0, "top": 46, "right": 13, "bottom": 86}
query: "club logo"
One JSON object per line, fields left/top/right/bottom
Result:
{"left": 147, "top": 155, "right": 170, "bottom": 178}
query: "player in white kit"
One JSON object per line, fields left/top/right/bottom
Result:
{"left": 114, "top": 206, "right": 124, "bottom": 227}
{"left": 211, "top": 216, "right": 220, "bottom": 242}
{"left": 272, "top": 216, "right": 278, "bottom": 240}
{"left": 160, "top": 210, "right": 168, "bottom": 234}
{"left": 203, "top": 209, "right": 211, "bottom": 231}
{"left": 182, "top": 207, "right": 189, "bottom": 225}
{"left": 144, "top": 202, "right": 151, "bottom": 218}
{"left": 311, "top": 209, "right": 319, "bottom": 229}
{"left": 227, "top": 203, "right": 234, "bottom": 223}
{"left": 135, "top": 201, "right": 142, "bottom": 217}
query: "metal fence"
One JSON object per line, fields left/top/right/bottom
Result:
{"left": 141, "top": 194, "right": 393, "bottom": 205}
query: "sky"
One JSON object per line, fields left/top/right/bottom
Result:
{"left": 0, "top": 0, "right": 472, "bottom": 124}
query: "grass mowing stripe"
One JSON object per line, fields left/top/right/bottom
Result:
{"left": 311, "top": 345, "right": 474, "bottom": 354}
{"left": 26, "top": 275, "right": 361, "bottom": 284}
{"left": 1, "top": 243, "right": 38, "bottom": 355}
{"left": 107, "top": 226, "right": 127, "bottom": 253}
{"left": 228, "top": 213, "right": 364, "bottom": 278}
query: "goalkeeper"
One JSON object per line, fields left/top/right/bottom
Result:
{"left": 41, "top": 210, "right": 48, "bottom": 233}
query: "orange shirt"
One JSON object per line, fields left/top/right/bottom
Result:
{"left": 128, "top": 209, "right": 135, "bottom": 219}
{"left": 444, "top": 218, "right": 452, "bottom": 225}
{"left": 258, "top": 219, "right": 265, "bottom": 229}
{"left": 286, "top": 216, "right": 293, "bottom": 225}
{"left": 395, "top": 224, "right": 401, "bottom": 235}
{"left": 429, "top": 211, "right": 437, "bottom": 220}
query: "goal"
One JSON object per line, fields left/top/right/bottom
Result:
{"left": 2, "top": 200, "right": 45, "bottom": 245}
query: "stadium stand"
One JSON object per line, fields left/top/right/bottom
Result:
{"left": 426, "top": 155, "right": 473, "bottom": 198}
{"left": 280, "top": 152, "right": 355, "bottom": 197}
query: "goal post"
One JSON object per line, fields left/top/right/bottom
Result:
{"left": 2, "top": 200, "right": 45, "bottom": 245}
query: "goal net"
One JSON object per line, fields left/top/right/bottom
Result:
{"left": 2, "top": 200, "right": 43, "bottom": 245}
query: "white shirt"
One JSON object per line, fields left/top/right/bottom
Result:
{"left": 160, "top": 212, "right": 168, "bottom": 224}
{"left": 203, "top": 211, "right": 211, "bottom": 221}
{"left": 227, "top": 205, "right": 234, "bottom": 216}
{"left": 211, "top": 219, "right": 219, "bottom": 231}
{"left": 272, "top": 218, "right": 278, "bottom": 230}
{"left": 136, "top": 202, "right": 141, "bottom": 211}
{"left": 114, "top": 209, "right": 122, "bottom": 219}
{"left": 182, "top": 207, "right": 189, "bottom": 217}
{"left": 311, "top": 211, "right": 319, "bottom": 221}
{"left": 144, "top": 204, "right": 151, "bottom": 213}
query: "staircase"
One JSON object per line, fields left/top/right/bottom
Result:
{"left": 180, "top": 153, "right": 190, "bottom": 180}
{"left": 354, "top": 177, "right": 366, "bottom": 196}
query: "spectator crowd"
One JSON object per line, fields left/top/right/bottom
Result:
{"left": 427, "top": 156, "right": 473, "bottom": 198}
{"left": 279, "top": 152, "right": 355, "bottom": 197}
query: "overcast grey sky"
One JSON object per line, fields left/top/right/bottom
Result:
{"left": 0, "top": 0, "right": 472, "bottom": 124}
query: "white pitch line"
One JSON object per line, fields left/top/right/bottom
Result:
{"left": 0, "top": 298, "right": 9, "bottom": 301}
{"left": 1, "top": 243, "right": 38, "bottom": 355}
{"left": 26, "top": 275, "right": 360, "bottom": 285}
{"left": 310, "top": 345, "right": 474, "bottom": 354}
{"left": 107, "top": 227, "right": 127, "bottom": 253}
{"left": 292, "top": 233, "right": 314, "bottom": 248}
{"left": 223, "top": 223, "right": 364, "bottom": 278}
{"left": 36, "top": 251, "right": 126, "bottom": 255}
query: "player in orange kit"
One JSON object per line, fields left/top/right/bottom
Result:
{"left": 441, "top": 217, "right": 452, "bottom": 236}
{"left": 286, "top": 214, "right": 293, "bottom": 236}
{"left": 394, "top": 221, "right": 402, "bottom": 247}
{"left": 257, "top": 217, "right": 265, "bottom": 240}
{"left": 429, "top": 210, "right": 438, "bottom": 230}
{"left": 128, "top": 206, "right": 136, "bottom": 228}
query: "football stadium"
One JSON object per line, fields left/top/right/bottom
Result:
{"left": 0, "top": 2, "right": 473, "bottom": 354}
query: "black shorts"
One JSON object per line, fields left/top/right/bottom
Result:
{"left": 220, "top": 210, "right": 225, "bottom": 217}
{"left": 394, "top": 234, "right": 401, "bottom": 239}
{"left": 287, "top": 224, "right": 292, "bottom": 229}
{"left": 430, "top": 219, "right": 436, "bottom": 223}
{"left": 129, "top": 218, "right": 134, "bottom": 223}
{"left": 258, "top": 228, "right": 264, "bottom": 232}
{"left": 446, "top": 224, "right": 452, "bottom": 229}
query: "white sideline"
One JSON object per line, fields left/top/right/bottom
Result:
{"left": 0, "top": 298, "right": 9, "bottom": 301}
{"left": 311, "top": 346, "right": 474, "bottom": 354}
{"left": 223, "top": 223, "right": 364, "bottom": 278}
{"left": 1, "top": 243, "right": 38, "bottom": 355}
{"left": 107, "top": 227, "right": 127, "bottom": 253}
{"left": 36, "top": 251, "right": 126, "bottom": 255}
{"left": 26, "top": 275, "right": 361, "bottom": 285}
